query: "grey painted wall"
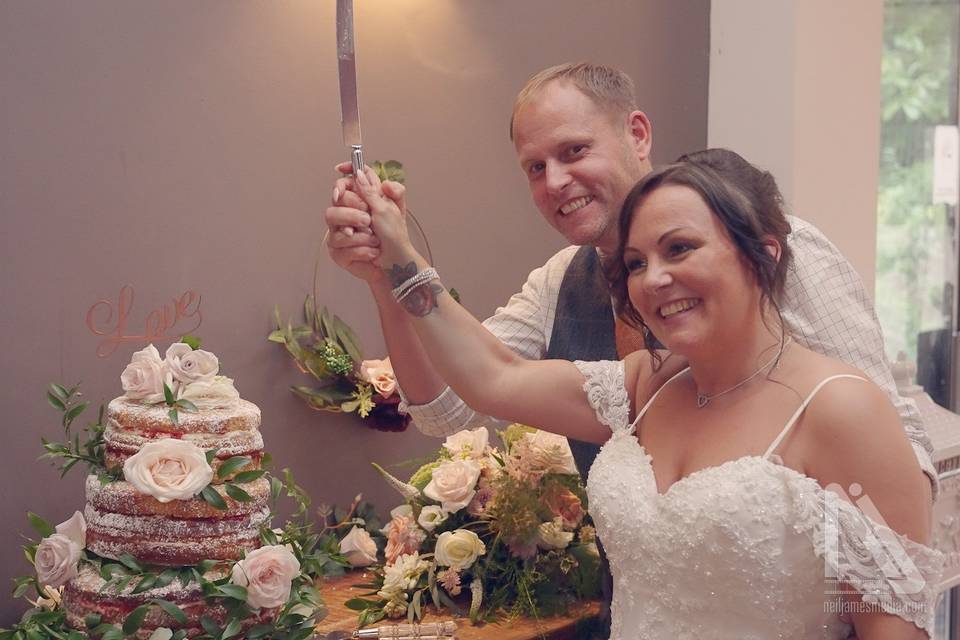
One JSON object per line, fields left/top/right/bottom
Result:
{"left": 0, "top": 0, "right": 708, "bottom": 622}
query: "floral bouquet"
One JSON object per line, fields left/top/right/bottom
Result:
{"left": 342, "top": 425, "right": 601, "bottom": 626}
{"left": 269, "top": 299, "right": 410, "bottom": 432}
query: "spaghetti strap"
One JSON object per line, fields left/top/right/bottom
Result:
{"left": 627, "top": 367, "right": 690, "bottom": 435}
{"left": 762, "top": 374, "right": 866, "bottom": 460}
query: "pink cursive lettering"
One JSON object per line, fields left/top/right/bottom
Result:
{"left": 86, "top": 285, "right": 203, "bottom": 357}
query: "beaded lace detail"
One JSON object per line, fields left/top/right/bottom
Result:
{"left": 573, "top": 360, "right": 629, "bottom": 434}
{"left": 576, "top": 360, "right": 943, "bottom": 639}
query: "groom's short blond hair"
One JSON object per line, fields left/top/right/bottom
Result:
{"left": 509, "top": 62, "right": 639, "bottom": 141}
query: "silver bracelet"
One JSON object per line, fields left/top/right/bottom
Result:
{"left": 392, "top": 267, "right": 439, "bottom": 302}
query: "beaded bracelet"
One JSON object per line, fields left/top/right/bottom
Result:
{"left": 392, "top": 267, "right": 439, "bottom": 302}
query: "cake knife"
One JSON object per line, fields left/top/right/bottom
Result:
{"left": 337, "top": 0, "right": 363, "bottom": 178}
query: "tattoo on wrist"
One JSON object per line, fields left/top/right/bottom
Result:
{"left": 385, "top": 262, "right": 418, "bottom": 288}
{"left": 401, "top": 282, "right": 444, "bottom": 317}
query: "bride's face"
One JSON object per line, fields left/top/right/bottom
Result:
{"left": 622, "top": 184, "right": 763, "bottom": 356}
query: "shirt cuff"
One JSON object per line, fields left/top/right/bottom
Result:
{"left": 398, "top": 385, "right": 480, "bottom": 438}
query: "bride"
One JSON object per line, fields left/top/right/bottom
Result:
{"left": 345, "top": 149, "right": 942, "bottom": 639}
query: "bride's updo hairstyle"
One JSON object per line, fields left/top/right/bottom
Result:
{"left": 605, "top": 148, "right": 793, "bottom": 362}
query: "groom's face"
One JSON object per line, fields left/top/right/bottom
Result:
{"left": 512, "top": 82, "right": 648, "bottom": 254}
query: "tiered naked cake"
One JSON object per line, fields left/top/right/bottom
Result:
{"left": 58, "top": 343, "right": 294, "bottom": 638}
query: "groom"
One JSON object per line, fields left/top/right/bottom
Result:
{"left": 324, "top": 62, "right": 936, "bottom": 499}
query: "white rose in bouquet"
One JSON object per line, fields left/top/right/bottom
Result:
{"left": 121, "top": 345, "right": 173, "bottom": 403}
{"left": 521, "top": 430, "right": 578, "bottom": 476}
{"left": 35, "top": 511, "right": 86, "bottom": 588}
{"left": 178, "top": 375, "right": 240, "bottom": 409}
{"left": 165, "top": 343, "right": 219, "bottom": 384}
{"left": 123, "top": 439, "right": 213, "bottom": 502}
{"left": 536, "top": 517, "right": 574, "bottom": 550}
{"left": 424, "top": 459, "right": 481, "bottom": 514}
{"left": 339, "top": 526, "right": 378, "bottom": 567}
{"left": 434, "top": 530, "right": 486, "bottom": 571}
{"left": 359, "top": 357, "right": 397, "bottom": 398}
{"left": 416, "top": 505, "right": 448, "bottom": 532}
{"left": 442, "top": 427, "right": 489, "bottom": 459}
{"left": 230, "top": 544, "right": 301, "bottom": 609}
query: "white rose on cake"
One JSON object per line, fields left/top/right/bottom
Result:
{"left": 123, "top": 438, "right": 213, "bottom": 502}
{"left": 434, "top": 529, "right": 486, "bottom": 571}
{"left": 121, "top": 345, "right": 174, "bottom": 403}
{"left": 339, "top": 526, "right": 378, "bottom": 567}
{"left": 423, "top": 459, "right": 481, "bottom": 514}
{"left": 35, "top": 511, "right": 86, "bottom": 588}
{"left": 178, "top": 375, "right": 240, "bottom": 409}
{"left": 230, "top": 545, "right": 301, "bottom": 609}
{"left": 165, "top": 343, "right": 219, "bottom": 384}
{"left": 442, "top": 427, "right": 489, "bottom": 460}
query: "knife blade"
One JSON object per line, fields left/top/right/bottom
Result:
{"left": 336, "top": 0, "right": 363, "bottom": 176}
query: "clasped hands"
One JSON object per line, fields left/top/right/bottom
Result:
{"left": 324, "top": 162, "right": 414, "bottom": 282}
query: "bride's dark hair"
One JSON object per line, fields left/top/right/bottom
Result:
{"left": 605, "top": 148, "right": 793, "bottom": 367}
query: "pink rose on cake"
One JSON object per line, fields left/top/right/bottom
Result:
{"left": 122, "top": 438, "right": 213, "bottom": 502}
{"left": 423, "top": 459, "right": 481, "bottom": 514}
{"left": 121, "top": 345, "right": 175, "bottom": 403}
{"left": 35, "top": 511, "right": 86, "bottom": 588}
{"left": 230, "top": 544, "right": 300, "bottom": 609}
{"left": 359, "top": 357, "right": 397, "bottom": 398}
{"left": 165, "top": 343, "right": 219, "bottom": 384}
{"left": 178, "top": 375, "right": 240, "bottom": 409}
{"left": 339, "top": 526, "right": 378, "bottom": 567}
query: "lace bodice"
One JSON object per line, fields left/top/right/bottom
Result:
{"left": 575, "top": 360, "right": 943, "bottom": 639}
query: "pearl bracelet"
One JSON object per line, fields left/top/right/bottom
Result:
{"left": 392, "top": 267, "right": 440, "bottom": 302}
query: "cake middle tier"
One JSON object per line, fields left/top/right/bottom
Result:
{"left": 84, "top": 474, "right": 271, "bottom": 565}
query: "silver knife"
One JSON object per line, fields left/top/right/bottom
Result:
{"left": 337, "top": 0, "right": 363, "bottom": 177}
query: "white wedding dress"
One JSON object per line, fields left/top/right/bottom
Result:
{"left": 577, "top": 360, "right": 944, "bottom": 639}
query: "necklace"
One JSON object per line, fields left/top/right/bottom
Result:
{"left": 696, "top": 337, "right": 792, "bottom": 408}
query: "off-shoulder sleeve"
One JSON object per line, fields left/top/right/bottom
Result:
{"left": 572, "top": 360, "right": 629, "bottom": 434}
{"left": 790, "top": 476, "right": 944, "bottom": 634}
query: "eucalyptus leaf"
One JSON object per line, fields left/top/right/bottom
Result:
{"left": 200, "top": 485, "right": 228, "bottom": 510}
{"left": 232, "top": 469, "right": 267, "bottom": 483}
{"left": 116, "top": 554, "right": 143, "bottom": 573}
{"left": 220, "top": 618, "right": 242, "bottom": 639}
{"left": 50, "top": 383, "right": 70, "bottom": 403}
{"left": 217, "top": 584, "right": 248, "bottom": 601}
{"left": 167, "top": 407, "right": 179, "bottom": 426}
{"left": 205, "top": 448, "right": 219, "bottom": 465}
{"left": 121, "top": 605, "right": 149, "bottom": 635}
{"left": 131, "top": 573, "right": 158, "bottom": 594}
{"left": 217, "top": 456, "right": 252, "bottom": 480}
{"left": 64, "top": 403, "right": 87, "bottom": 425}
{"left": 163, "top": 383, "right": 175, "bottom": 405}
{"left": 225, "top": 483, "right": 253, "bottom": 503}
{"left": 26, "top": 512, "right": 54, "bottom": 538}
{"left": 149, "top": 598, "right": 188, "bottom": 625}
{"left": 199, "top": 616, "right": 221, "bottom": 638}
{"left": 179, "top": 335, "right": 201, "bottom": 350}
{"left": 46, "top": 392, "right": 65, "bottom": 411}
{"left": 176, "top": 398, "right": 198, "bottom": 413}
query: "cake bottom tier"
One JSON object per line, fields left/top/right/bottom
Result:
{"left": 62, "top": 564, "right": 277, "bottom": 639}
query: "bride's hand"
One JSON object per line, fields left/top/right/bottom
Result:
{"left": 351, "top": 166, "right": 421, "bottom": 268}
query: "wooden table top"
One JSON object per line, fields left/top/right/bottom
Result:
{"left": 313, "top": 572, "right": 601, "bottom": 640}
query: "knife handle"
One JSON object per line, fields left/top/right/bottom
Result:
{"left": 351, "top": 145, "right": 364, "bottom": 178}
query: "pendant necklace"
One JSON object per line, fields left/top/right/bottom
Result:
{"left": 696, "top": 338, "right": 792, "bottom": 408}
